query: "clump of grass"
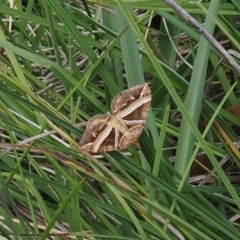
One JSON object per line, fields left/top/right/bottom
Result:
{"left": 0, "top": 1, "right": 239, "bottom": 239}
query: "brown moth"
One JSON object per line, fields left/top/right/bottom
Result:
{"left": 79, "top": 84, "right": 151, "bottom": 153}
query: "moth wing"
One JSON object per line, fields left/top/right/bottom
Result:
{"left": 79, "top": 113, "right": 117, "bottom": 153}
{"left": 111, "top": 84, "right": 151, "bottom": 137}
{"left": 79, "top": 114, "right": 140, "bottom": 153}
{"left": 79, "top": 113, "right": 114, "bottom": 153}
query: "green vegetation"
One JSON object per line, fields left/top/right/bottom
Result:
{"left": 0, "top": 0, "right": 239, "bottom": 239}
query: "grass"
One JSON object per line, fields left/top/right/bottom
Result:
{"left": 0, "top": 0, "right": 240, "bottom": 239}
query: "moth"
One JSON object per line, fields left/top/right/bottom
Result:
{"left": 79, "top": 83, "right": 151, "bottom": 153}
